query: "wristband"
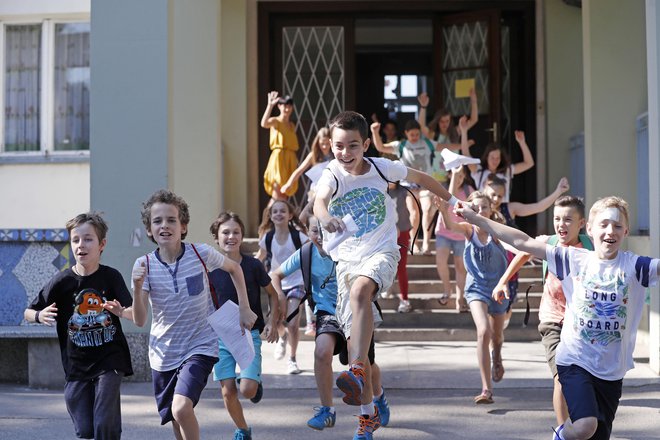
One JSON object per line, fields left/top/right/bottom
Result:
{"left": 448, "top": 195, "right": 459, "bottom": 207}
{"left": 34, "top": 310, "right": 41, "bottom": 324}
{"left": 420, "top": 105, "right": 427, "bottom": 108}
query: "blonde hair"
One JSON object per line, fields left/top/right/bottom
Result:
{"left": 588, "top": 196, "right": 630, "bottom": 228}
{"left": 467, "top": 191, "right": 506, "bottom": 224}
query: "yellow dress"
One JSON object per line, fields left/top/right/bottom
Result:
{"left": 264, "top": 119, "right": 299, "bottom": 197}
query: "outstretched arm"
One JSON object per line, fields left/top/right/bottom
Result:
{"left": 406, "top": 167, "right": 455, "bottom": 204}
{"left": 492, "top": 252, "right": 531, "bottom": 303}
{"left": 435, "top": 198, "right": 472, "bottom": 238}
{"left": 509, "top": 177, "right": 570, "bottom": 218}
{"left": 370, "top": 122, "right": 397, "bottom": 156}
{"left": 260, "top": 91, "right": 280, "bottom": 129}
{"left": 281, "top": 152, "right": 314, "bottom": 195}
{"left": 512, "top": 130, "right": 535, "bottom": 175}
{"left": 455, "top": 204, "right": 547, "bottom": 260}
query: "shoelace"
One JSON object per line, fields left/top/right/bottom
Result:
{"left": 356, "top": 410, "right": 380, "bottom": 434}
{"left": 351, "top": 363, "right": 367, "bottom": 381}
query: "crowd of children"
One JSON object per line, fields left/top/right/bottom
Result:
{"left": 22, "top": 91, "right": 660, "bottom": 440}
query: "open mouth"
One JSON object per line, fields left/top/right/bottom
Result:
{"left": 558, "top": 230, "right": 568, "bottom": 238}
{"left": 603, "top": 238, "right": 616, "bottom": 244}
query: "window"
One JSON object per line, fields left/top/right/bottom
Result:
{"left": 1, "top": 19, "right": 90, "bottom": 153}
{"left": 383, "top": 74, "right": 428, "bottom": 121}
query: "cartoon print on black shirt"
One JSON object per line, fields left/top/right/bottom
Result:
{"left": 68, "top": 288, "right": 115, "bottom": 347}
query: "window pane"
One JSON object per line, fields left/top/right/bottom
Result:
{"left": 4, "top": 24, "right": 42, "bottom": 152}
{"left": 400, "top": 75, "right": 417, "bottom": 97}
{"left": 54, "top": 22, "right": 90, "bottom": 151}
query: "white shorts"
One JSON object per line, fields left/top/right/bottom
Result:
{"left": 335, "top": 250, "right": 400, "bottom": 338}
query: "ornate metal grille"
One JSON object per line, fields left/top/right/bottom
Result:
{"left": 282, "top": 26, "right": 344, "bottom": 209}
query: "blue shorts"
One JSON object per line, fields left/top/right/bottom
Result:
{"left": 152, "top": 354, "right": 217, "bottom": 425}
{"left": 213, "top": 329, "right": 262, "bottom": 382}
{"left": 465, "top": 289, "right": 510, "bottom": 315}
{"left": 557, "top": 364, "right": 622, "bottom": 439}
{"left": 435, "top": 236, "right": 466, "bottom": 255}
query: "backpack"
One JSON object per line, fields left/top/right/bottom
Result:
{"left": 285, "top": 241, "right": 319, "bottom": 323}
{"left": 264, "top": 224, "right": 303, "bottom": 272}
{"left": 329, "top": 157, "right": 422, "bottom": 255}
{"left": 398, "top": 137, "right": 436, "bottom": 166}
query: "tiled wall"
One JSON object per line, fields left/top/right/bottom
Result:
{"left": 0, "top": 229, "right": 73, "bottom": 325}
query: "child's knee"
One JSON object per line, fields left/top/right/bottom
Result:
{"left": 572, "top": 416, "right": 598, "bottom": 439}
{"left": 476, "top": 325, "right": 492, "bottom": 341}
{"left": 221, "top": 380, "right": 238, "bottom": 400}
{"left": 314, "top": 345, "right": 333, "bottom": 364}
{"left": 171, "top": 394, "right": 194, "bottom": 421}
{"left": 239, "top": 378, "right": 258, "bottom": 399}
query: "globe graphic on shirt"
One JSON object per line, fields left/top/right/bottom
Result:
{"left": 329, "top": 187, "right": 386, "bottom": 237}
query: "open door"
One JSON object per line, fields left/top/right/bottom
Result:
{"left": 434, "top": 10, "right": 502, "bottom": 154}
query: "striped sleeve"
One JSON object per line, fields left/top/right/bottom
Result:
{"left": 635, "top": 256, "right": 660, "bottom": 288}
{"left": 546, "top": 245, "right": 571, "bottom": 281}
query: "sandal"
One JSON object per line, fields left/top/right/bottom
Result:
{"left": 438, "top": 293, "right": 449, "bottom": 306}
{"left": 474, "top": 389, "right": 494, "bottom": 404}
{"left": 491, "top": 351, "right": 505, "bottom": 383}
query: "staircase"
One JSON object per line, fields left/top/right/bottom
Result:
{"left": 243, "top": 239, "right": 544, "bottom": 342}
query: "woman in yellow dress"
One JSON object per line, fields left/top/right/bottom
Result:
{"left": 260, "top": 91, "right": 300, "bottom": 201}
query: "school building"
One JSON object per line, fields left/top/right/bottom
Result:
{"left": 0, "top": 0, "right": 659, "bottom": 379}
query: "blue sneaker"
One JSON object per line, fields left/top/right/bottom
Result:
{"left": 336, "top": 362, "right": 366, "bottom": 405}
{"left": 552, "top": 424, "right": 565, "bottom": 440}
{"left": 233, "top": 427, "right": 251, "bottom": 440}
{"left": 307, "top": 406, "right": 336, "bottom": 430}
{"left": 353, "top": 407, "right": 380, "bottom": 440}
{"left": 373, "top": 389, "right": 390, "bottom": 427}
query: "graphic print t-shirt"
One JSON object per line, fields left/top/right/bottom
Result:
{"left": 317, "top": 158, "right": 407, "bottom": 262}
{"left": 31, "top": 265, "right": 133, "bottom": 381}
{"left": 546, "top": 246, "right": 659, "bottom": 380}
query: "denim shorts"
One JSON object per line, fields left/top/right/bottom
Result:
{"left": 435, "top": 235, "right": 466, "bottom": 255}
{"left": 213, "top": 329, "right": 262, "bottom": 382}
{"left": 465, "top": 289, "right": 510, "bottom": 315}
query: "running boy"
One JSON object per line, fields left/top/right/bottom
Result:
{"left": 492, "top": 196, "right": 592, "bottom": 425}
{"left": 314, "top": 111, "right": 459, "bottom": 440}
{"left": 455, "top": 196, "right": 659, "bottom": 440}
{"left": 132, "top": 190, "right": 256, "bottom": 440}
{"left": 25, "top": 212, "right": 133, "bottom": 440}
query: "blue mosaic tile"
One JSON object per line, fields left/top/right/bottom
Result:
{"left": 45, "top": 229, "right": 68, "bottom": 241}
{"left": 0, "top": 229, "right": 68, "bottom": 242}
{"left": 0, "top": 244, "right": 29, "bottom": 325}
{"left": 0, "top": 230, "right": 20, "bottom": 241}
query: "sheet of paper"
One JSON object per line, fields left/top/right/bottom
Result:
{"left": 207, "top": 300, "right": 255, "bottom": 370}
{"left": 323, "top": 214, "right": 359, "bottom": 254}
{"left": 440, "top": 148, "right": 480, "bottom": 171}
{"left": 304, "top": 161, "right": 329, "bottom": 186}
{"left": 455, "top": 78, "right": 475, "bottom": 98}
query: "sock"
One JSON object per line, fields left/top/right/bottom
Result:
{"left": 373, "top": 387, "right": 383, "bottom": 399}
{"left": 289, "top": 356, "right": 296, "bottom": 362}
{"left": 360, "top": 403, "right": 375, "bottom": 417}
{"left": 553, "top": 424, "right": 565, "bottom": 440}
{"left": 328, "top": 406, "right": 335, "bottom": 414}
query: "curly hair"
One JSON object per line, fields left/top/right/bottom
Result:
{"left": 140, "top": 189, "right": 190, "bottom": 243}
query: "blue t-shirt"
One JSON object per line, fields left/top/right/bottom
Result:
{"left": 279, "top": 244, "right": 337, "bottom": 315}
{"left": 208, "top": 254, "right": 270, "bottom": 333}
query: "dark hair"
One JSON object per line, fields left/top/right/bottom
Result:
{"left": 404, "top": 119, "right": 421, "bottom": 131}
{"left": 480, "top": 143, "right": 511, "bottom": 174}
{"left": 554, "top": 195, "right": 586, "bottom": 219}
{"left": 257, "top": 200, "right": 307, "bottom": 238}
{"left": 428, "top": 108, "right": 458, "bottom": 143}
{"left": 210, "top": 211, "right": 246, "bottom": 240}
{"left": 485, "top": 174, "right": 507, "bottom": 189}
{"left": 140, "top": 189, "right": 190, "bottom": 243}
{"left": 450, "top": 165, "right": 477, "bottom": 191}
{"left": 66, "top": 212, "right": 109, "bottom": 242}
{"left": 277, "top": 95, "right": 294, "bottom": 105}
{"left": 329, "top": 111, "right": 369, "bottom": 142}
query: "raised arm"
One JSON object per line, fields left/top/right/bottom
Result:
{"left": 512, "top": 130, "right": 535, "bottom": 175}
{"left": 260, "top": 91, "right": 280, "bottom": 129}
{"left": 417, "top": 93, "right": 431, "bottom": 138}
{"left": 455, "top": 204, "right": 547, "bottom": 260}
{"left": 370, "top": 122, "right": 397, "bottom": 156}
{"left": 464, "top": 88, "right": 479, "bottom": 131}
{"left": 458, "top": 116, "right": 478, "bottom": 174}
{"left": 220, "top": 258, "right": 257, "bottom": 331}
{"left": 509, "top": 177, "right": 570, "bottom": 218}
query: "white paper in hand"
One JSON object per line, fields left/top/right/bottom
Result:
{"left": 323, "top": 214, "right": 359, "bottom": 255}
{"left": 440, "top": 148, "right": 480, "bottom": 171}
{"left": 207, "top": 300, "right": 255, "bottom": 370}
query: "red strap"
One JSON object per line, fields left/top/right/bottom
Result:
{"left": 191, "top": 244, "right": 220, "bottom": 310}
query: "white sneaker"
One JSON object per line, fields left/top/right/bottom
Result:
{"left": 397, "top": 299, "right": 411, "bottom": 313}
{"left": 274, "top": 335, "right": 287, "bottom": 360}
{"left": 287, "top": 359, "right": 302, "bottom": 374}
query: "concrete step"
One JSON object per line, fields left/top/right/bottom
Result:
{"left": 377, "top": 292, "right": 543, "bottom": 310}
{"left": 373, "top": 326, "right": 540, "bottom": 342}
{"left": 378, "top": 308, "right": 539, "bottom": 328}
{"left": 404, "top": 264, "right": 542, "bottom": 280}
{"left": 390, "top": 278, "right": 543, "bottom": 294}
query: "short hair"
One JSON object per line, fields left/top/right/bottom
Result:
{"left": 485, "top": 174, "right": 507, "bottom": 189}
{"left": 554, "top": 195, "right": 586, "bottom": 219}
{"left": 210, "top": 211, "right": 245, "bottom": 240}
{"left": 66, "top": 212, "right": 109, "bottom": 242}
{"left": 404, "top": 119, "right": 421, "bottom": 131}
{"left": 140, "top": 189, "right": 190, "bottom": 243}
{"left": 588, "top": 196, "right": 630, "bottom": 228}
{"left": 329, "top": 111, "right": 369, "bottom": 142}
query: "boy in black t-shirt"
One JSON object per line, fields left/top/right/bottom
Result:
{"left": 25, "top": 212, "right": 133, "bottom": 440}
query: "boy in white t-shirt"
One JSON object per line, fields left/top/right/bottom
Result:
{"left": 314, "top": 111, "right": 458, "bottom": 440}
{"left": 456, "top": 196, "right": 659, "bottom": 440}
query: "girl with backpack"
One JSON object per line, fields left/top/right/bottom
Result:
{"left": 256, "top": 200, "right": 308, "bottom": 374}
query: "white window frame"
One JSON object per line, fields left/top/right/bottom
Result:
{"left": 0, "top": 15, "right": 90, "bottom": 158}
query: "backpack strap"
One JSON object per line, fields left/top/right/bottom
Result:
{"left": 398, "top": 140, "right": 407, "bottom": 157}
{"left": 289, "top": 224, "right": 302, "bottom": 250}
{"left": 285, "top": 241, "right": 316, "bottom": 323}
{"left": 190, "top": 244, "right": 220, "bottom": 310}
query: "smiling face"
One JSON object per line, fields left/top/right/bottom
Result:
{"left": 270, "top": 201, "right": 293, "bottom": 227}
{"left": 484, "top": 184, "right": 505, "bottom": 210}
{"left": 147, "top": 203, "right": 187, "bottom": 249}
{"left": 70, "top": 222, "right": 106, "bottom": 268}
{"left": 553, "top": 206, "right": 585, "bottom": 246}
{"left": 438, "top": 115, "right": 451, "bottom": 134}
{"left": 487, "top": 149, "right": 502, "bottom": 171}
{"left": 471, "top": 196, "right": 492, "bottom": 218}
{"left": 331, "top": 127, "right": 370, "bottom": 175}
{"left": 278, "top": 103, "right": 293, "bottom": 117}
{"left": 319, "top": 135, "right": 332, "bottom": 154}
{"left": 215, "top": 219, "right": 243, "bottom": 255}
{"left": 587, "top": 207, "right": 628, "bottom": 259}
{"left": 405, "top": 128, "right": 421, "bottom": 144}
